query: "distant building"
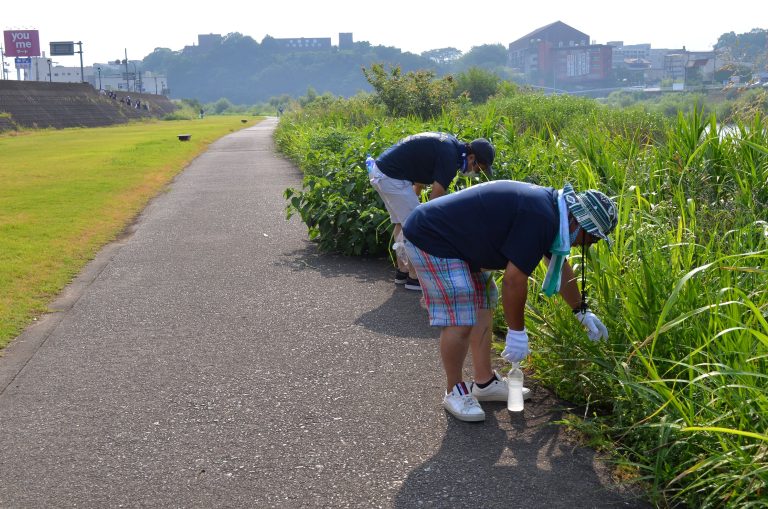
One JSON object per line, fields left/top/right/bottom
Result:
{"left": 509, "top": 21, "right": 588, "bottom": 71}
{"left": 273, "top": 37, "right": 332, "bottom": 51}
{"left": 508, "top": 21, "right": 612, "bottom": 89}
{"left": 607, "top": 41, "right": 652, "bottom": 86}
{"left": 198, "top": 33, "right": 223, "bottom": 49}
{"left": 663, "top": 50, "right": 714, "bottom": 86}
{"left": 608, "top": 42, "right": 652, "bottom": 69}
{"left": 25, "top": 56, "right": 83, "bottom": 83}
{"left": 339, "top": 32, "right": 354, "bottom": 49}
{"left": 21, "top": 58, "right": 166, "bottom": 94}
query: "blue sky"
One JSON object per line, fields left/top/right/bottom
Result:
{"left": 2, "top": 0, "right": 764, "bottom": 67}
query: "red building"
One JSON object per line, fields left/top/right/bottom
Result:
{"left": 508, "top": 21, "right": 612, "bottom": 89}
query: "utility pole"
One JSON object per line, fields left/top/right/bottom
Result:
{"left": 76, "top": 41, "right": 84, "bottom": 83}
{"left": 124, "top": 48, "right": 129, "bottom": 92}
{"left": 0, "top": 46, "right": 6, "bottom": 80}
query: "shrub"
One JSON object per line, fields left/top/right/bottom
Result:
{"left": 284, "top": 163, "right": 391, "bottom": 256}
{"left": 362, "top": 63, "right": 455, "bottom": 119}
{"left": 453, "top": 67, "right": 501, "bottom": 104}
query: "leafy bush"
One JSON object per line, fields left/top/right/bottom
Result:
{"left": 161, "top": 99, "right": 202, "bottom": 120}
{"left": 211, "top": 97, "right": 234, "bottom": 114}
{"left": 454, "top": 67, "right": 501, "bottom": 104}
{"left": 362, "top": 63, "right": 455, "bottom": 119}
{"left": 283, "top": 163, "right": 391, "bottom": 256}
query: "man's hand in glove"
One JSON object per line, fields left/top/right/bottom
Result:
{"left": 502, "top": 328, "right": 530, "bottom": 362}
{"left": 574, "top": 310, "right": 608, "bottom": 341}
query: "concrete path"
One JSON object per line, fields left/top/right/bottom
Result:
{"left": 0, "top": 118, "right": 647, "bottom": 508}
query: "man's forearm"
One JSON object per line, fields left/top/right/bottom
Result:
{"left": 502, "top": 262, "right": 528, "bottom": 330}
{"left": 559, "top": 261, "right": 583, "bottom": 311}
{"left": 429, "top": 181, "right": 446, "bottom": 201}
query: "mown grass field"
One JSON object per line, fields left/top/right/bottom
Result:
{"left": 0, "top": 117, "right": 259, "bottom": 348}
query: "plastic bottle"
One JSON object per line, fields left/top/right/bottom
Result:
{"left": 507, "top": 362, "right": 524, "bottom": 412}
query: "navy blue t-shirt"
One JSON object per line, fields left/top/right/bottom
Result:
{"left": 403, "top": 180, "right": 559, "bottom": 274}
{"left": 375, "top": 132, "right": 466, "bottom": 189}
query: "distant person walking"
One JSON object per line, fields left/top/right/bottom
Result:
{"left": 366, "top": 132, "right": 494, "bottom": 291}
{"left": 200, "top": 108, "right": 205, "bottom": 119}
{"left": 403, "top": 180, "right": 618, "bottom": 422}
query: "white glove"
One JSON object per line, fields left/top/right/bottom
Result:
{"left": 502, "top": 329, "right": 530, "bottom": 363}
{"left": 574, "top": 310, "right": 608, "bottom": 341}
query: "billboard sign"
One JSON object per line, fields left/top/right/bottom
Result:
{"left": 3, "top": 30, "right": 41, "bottom": 57}
{"left": 50, "top": 41, "right": 75, "bottom": 56}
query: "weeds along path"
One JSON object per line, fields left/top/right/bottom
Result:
{"left": 0, "top": 118, "right": 647, "bottom": 508}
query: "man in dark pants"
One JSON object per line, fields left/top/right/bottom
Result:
{"left": 403, "top": 180, "right": 617, "bottom": 421}
{"left": 366, "top": 132, "right": 494, "bottom": 291}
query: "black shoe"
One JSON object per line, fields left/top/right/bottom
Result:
{"left": 394, "top": 270, "right": 409, "bottom": 284}
{"left": 404, "top": 277, "right": 422, "bottom": 291}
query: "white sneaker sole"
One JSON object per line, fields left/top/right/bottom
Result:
{"left": 443, "top": 405, "right": 485, "bottom": 422}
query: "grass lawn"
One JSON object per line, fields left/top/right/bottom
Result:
{"left": 0, "top": 117, "right": 260, "bottom": 349}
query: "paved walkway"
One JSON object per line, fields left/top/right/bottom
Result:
{"left": 0, "top": 118, "right": 647, "bottom": 508}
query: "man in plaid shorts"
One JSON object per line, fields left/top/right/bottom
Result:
{"left": 403, "top": 180, "right": 618, "bottom": 421}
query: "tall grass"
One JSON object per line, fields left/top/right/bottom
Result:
{"left": 527, "top": 108, "right": 767, "bottom": 507}
{"left": 0, "top": 117, "right": 254, "bottom": 348}
{"left": 277, "top": 87, "right": 768, "bottom": 506}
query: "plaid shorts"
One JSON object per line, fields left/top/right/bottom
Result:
{"left": 403, "top": 239, "right": 498, "bottom": 327}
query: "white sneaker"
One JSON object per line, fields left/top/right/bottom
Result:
{"left": 443, "top": 383, "right": 485, "bottom": 422}
{"left": 470, "top": 372, "right": 532, "bottom": 401}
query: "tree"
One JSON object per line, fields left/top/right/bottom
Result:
{"left": 715, "top": 28, "right": 768, "bottom": 67}
{"left": 212, "top": 97, "right": 234, "bottom": 114}
{"left": 456, "top": 44, "right": 509, "bottom": 70}
{"left": 362, "top": 64, "right": 455, "bottom": 119}
{"left": 180, "top": 98, "right": 202, "bottom": 111}
{"left": 453, "top": 67, "right": 500, "bottom": 103}
{"left": 140, "top": 36, "right": 440, "bottom": 103}
{"left": 142, "top": 48, "right": 178, "bottom": 71}
{"left": 298, "top": 87, "right": 319, "bottom": 107}
{"left": 421, "top": 47, "right": 463, "bottom": 65}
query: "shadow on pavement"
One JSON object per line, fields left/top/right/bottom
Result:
{"left": 278, "top": 243, "right": 391, "bottom": 285}
{"left": 279, "top": 242, "right": 437, "bottom": 339}
{"left": 355, "top": 288, "right": 436, "bottom": 339}
{"left": 394, "top": 398, "right": 649, "bottom": 508}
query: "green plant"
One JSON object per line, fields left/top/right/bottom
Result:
{"left": 284, "top": 162, "right": 390, "bottom": 256}
{"left": 453, "top": 67, "right": 501, "bottom": 104}
{"left": 362, "top": 63, "right": 455, "bottom": 119}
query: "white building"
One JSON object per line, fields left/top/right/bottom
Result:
{"left": 607, "top": 41, "right": 652, "bottom": 69}
{"left": 25, "top": 56, "right": 84, "bottom": 83}
{"left": 20, "top": 57, "right": 167, "bottom": 94}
